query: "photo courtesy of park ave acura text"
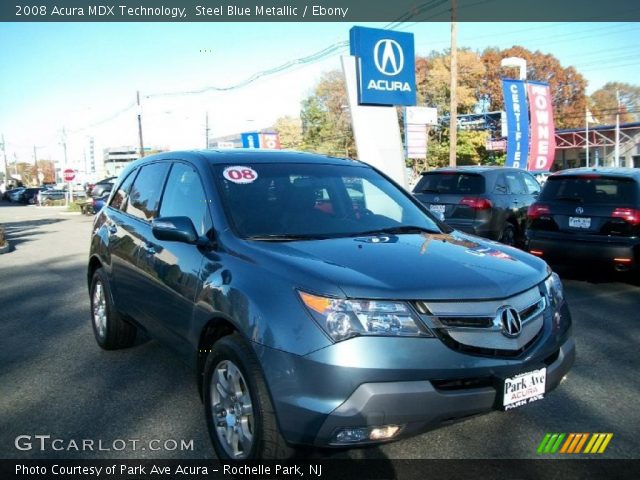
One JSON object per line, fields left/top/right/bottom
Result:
{"left": 1, "top": 0, "right": 639, "bottom": 478}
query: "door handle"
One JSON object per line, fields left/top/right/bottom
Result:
{"left": 105, "top": 221, "right": 117, "bottom": 234}
{"left": 143, "top": 243, "right": 156, "bottom": 255}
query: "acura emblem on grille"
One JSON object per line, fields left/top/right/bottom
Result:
{"left": 496, "top": 306, "right": 522, "bottom": 338}
{"left": 576, "top": 206, "right": 584, "bottom": 214}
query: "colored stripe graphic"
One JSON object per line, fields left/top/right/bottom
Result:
{"left": 559, "top": 433, "right": 575, "bottom": 454}
{"left": 540, "top": 433, "right": 613, "bottom": 454}
{"left": 537, "top": 433, "right": 552, "bottom": 454}
{"left": 584, "top": 433, "right": 614, "bottom": 454}
{"left": 567, "top": 433, "right": 584, "bottom": 453}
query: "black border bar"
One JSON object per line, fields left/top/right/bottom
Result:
{"left": 2, "top": 0, "right": 640, "bottom": 22}
{"left": 4, "top": 459, "right": 640, "bottom": 480}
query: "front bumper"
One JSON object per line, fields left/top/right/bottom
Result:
{"left": 315, "top": 335, "right": 574, "bottom": 446}
{"left": 254, "top": 302, "right": 574, "bottom": 447}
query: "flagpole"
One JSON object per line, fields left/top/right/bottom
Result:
{"left": 585, "top": 106, "right": 589, "bottom": 168}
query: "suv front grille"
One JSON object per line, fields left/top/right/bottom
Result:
{"left": 415, "top": 287, "right": 547, "bottom": 357}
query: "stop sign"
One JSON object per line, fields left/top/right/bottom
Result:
{"left": 63, "top": 169, "right": 75, "bottom": 182}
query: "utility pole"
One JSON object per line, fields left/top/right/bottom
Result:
{"left": 614, "top": 90, "right": 620, "bottom": 168}
{"left": 448, "top": 0, "right": 458, "bottom": 167}
{"left": 205, "top": 112, "right": 210, "bottom": 149}
{"left": 1, "top": 134, "right": 8, "bottom": 182}
{"left": 137, "top": 90, "right": 145, "bottom": 158}
{"left": 61, "top": 127, "right": 68, "bottom": 170}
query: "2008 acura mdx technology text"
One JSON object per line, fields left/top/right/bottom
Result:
{"left": 88, "top": 150, "right": 575, "bottom": 459}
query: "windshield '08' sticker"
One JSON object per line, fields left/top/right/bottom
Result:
{"left": 223, "top": 166, "right": 258, "bottom": 184}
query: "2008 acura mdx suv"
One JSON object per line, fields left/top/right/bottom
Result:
{"left": 88, "top": 150, "right": 574, "bottom": 459}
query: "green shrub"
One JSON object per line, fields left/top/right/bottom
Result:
{"left": 67, "top": 201, "right": 83, "bottom": 212}
{"left": 43, "top": 199, "right": 66, "bottom": 206}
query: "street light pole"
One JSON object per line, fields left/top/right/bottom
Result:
{"left": 137, "top": 90, "right": 145, "bottom": 158}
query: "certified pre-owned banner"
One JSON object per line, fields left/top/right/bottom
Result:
{"left": 527, "top": 81, "right": 556, "bottom": 171}
{"left": 501, "top": 79, "right": 529, "bottom": 169}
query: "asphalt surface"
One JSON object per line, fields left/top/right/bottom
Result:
{"left": 1, "top": 201, "right": 639, "bottom": 460}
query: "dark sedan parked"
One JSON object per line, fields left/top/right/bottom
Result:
{"left": 526, "top": 168, "right": 640, "bottom": 273}
{"left": 88, "top": 151, "right": 573, "bottom": 459}
{"left": 413, "top": 167, "right": 542, "bottom": 246}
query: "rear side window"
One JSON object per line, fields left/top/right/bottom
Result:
{"left": 522, "top": 173, "right": 541, "bottom": 195}
{"left": 160, "top": 163, "right": 210, "bottom": 235}
{"left": 540, "top": 176, "right": 638, "bottom": 205}
{"left": 125, "top": 162, "right": 170, "bottom": 221}
{"left": 414, "top": 173, "right": 485, "bottom": 194}
{"left": 504, "top": 172, "right": 527, "bottom": 195}
{"left": 110, "top": 169, "right": 137, "bottom": 211}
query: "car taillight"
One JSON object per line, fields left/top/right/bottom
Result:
{"left": 611, "top": 208, "right": 640, "bottom": 225}
{"left": 528, "top": 204, "right": 551, "bottom": 219}
{"left": 460, "top": 197, "right": 492, "bottom": 210}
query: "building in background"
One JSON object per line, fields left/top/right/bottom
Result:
{"left": 102, "top": 146, "right": 167, "bottom": 177}
{"left": 553, "top": 122, "right": 640, "bottom": 170}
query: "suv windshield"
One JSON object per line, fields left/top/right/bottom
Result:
{"left": 540, "top": 176, "right": 637, "bottom": 205}
{"left": 414, "top": 172, "right": 485, "bottom": 194}
{"left": 214, "top": 162, "right": 441, "bottom": 239}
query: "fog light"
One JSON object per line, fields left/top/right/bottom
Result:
{"left": 333, "top": 428, "right": 368, "bottom": 444}
{"left": 369, "top": 425, "right": 401, "bottom": 440}
{"left": 332, "top": 425, "right": 403, "bottom": 444}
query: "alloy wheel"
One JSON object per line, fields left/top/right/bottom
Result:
{"left": 210, "top": 360, "right": 254, "bottom": 458}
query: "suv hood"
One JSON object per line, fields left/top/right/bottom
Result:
{"left": 244, "top": 231, "right": 548, "bottom": 300}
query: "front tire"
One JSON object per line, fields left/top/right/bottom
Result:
{"left": 203, "top": 334, "right": 295, "bottom": 460}
{"left": 90, "top": 267, "right": 136, "bottom": 350}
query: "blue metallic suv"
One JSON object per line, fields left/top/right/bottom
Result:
{"left": 87, "top": 150, "right": 574, "bottom": 459}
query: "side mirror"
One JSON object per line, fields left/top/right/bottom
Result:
{"left": 152, "top": 216, "right": 198, "bottom": 244}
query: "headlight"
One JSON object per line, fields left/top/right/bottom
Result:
{"left": 298, "top": 291, "right": 431, "bottom": 342}
{"left": 544, "top": 272, "right": 564, "bottom": 307}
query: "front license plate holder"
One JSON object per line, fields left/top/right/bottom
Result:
{"left": 496, "top": 367, "right": 547, "bottom": 411}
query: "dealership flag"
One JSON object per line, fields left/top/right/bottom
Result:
{"left": 501, "top": 79, "right": 529, "bottom": 169}
{"left": 527, "top": 81, "right": 556, "bottom": 171}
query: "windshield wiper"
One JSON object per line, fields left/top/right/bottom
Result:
{"left": 349, "top": 225, "right": 440, "bottom": 237}
{"left": 419, "top": 188, "right": 442, "bottom": 193}
{"left": 246, "top": 234, "right": 330, "bottom": 242}
{"left": 554, "top": 195, "right": 584, "bottom": 203}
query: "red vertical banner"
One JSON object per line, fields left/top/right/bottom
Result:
{"left": 259, "top": 133, "right": 281, "bottom": 149}
{"left": 527, "top": 82, "right": 556, "bottom": 171}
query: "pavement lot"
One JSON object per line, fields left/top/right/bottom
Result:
{"left": 1, "top": 201, "right": 639, "bottom": 460}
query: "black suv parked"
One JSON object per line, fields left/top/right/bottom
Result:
{"left": 88, "top": 151, "right": 573, "bottom": 459}
{"left": 413, "top": 167, "right": 541, "bottom": 246}
{"left": 90, "top": 177, "right": 116, "bottom": 198}
{"left": 526, "top": 168, "right": 640, "bottom": 272}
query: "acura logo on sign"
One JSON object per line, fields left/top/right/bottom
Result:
{"left": 496, "top": 306, "right": 522, "bottom": 338}
{"left": 576, "top": 207, "right": 584, "bottom": 214}
{"left": 374, "top": 39, "right": 404, "bottom": 76}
